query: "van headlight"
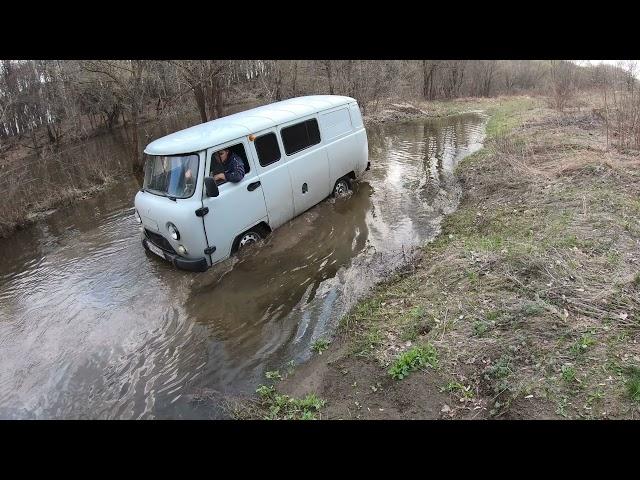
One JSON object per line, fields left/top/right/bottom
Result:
{"left": 134, "top": 210, "right": 142, "bottom": 224}
{"left": 167, "top": 222, "right": 180, "bottom": 240}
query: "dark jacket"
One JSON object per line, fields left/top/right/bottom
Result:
{"left": 213, "top": 152, "right": 245, "bottom": 183}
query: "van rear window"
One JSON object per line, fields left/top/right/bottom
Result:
{"left": 281, "top": 119, "right": 321, "bottom": 156}
{"left": 255, "top": 133, "right": 281, "bottom": 167}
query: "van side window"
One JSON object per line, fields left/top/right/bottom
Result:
{"left": 320, "top": 108, "right": 352, "bottom": 140}
{"left": 281, "top": 119, "right": 321, "bottom": 156}
{"left": 255, "top": 133, "right": 281, "bottom": 167}
{"left": 210, "top": 142, "right": 250, "bottom": 185}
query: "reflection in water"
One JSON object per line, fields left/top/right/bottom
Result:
{"left": 0, "top": 113, "right": 486, "bottom": 419}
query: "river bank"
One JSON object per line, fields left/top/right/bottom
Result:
{"left": 233, "top": 95, "right": 640, "bottom": 420}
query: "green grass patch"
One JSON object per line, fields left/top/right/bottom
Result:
{"left": 255, "top": 384, "right": 326, "bottom": 420}
{"left": 400, "top": 306, "right": 429, "bottom": 341}
{"left": 485, "top": 98, "right": 537, "bottom": 139}
{"left": 561, "top": 365, "right": 576, "bottom": 383}
{"left": 625, "top": 366, "right": 640, "bottom": 403}
{"left": 472, "top": 320, "right": 491, "bottom": 337}
{"left": 483, "top": 355, "right": 515, "bottom": 400}
{"left": 311, "top": 339, "right": 330, "bottom": 355}
{"left": 354, "top": 326, "right": 384, "bottom": 358}
{"left": 265, "top": 370, "right": 282, "bottom": 380}
{"left": 286, "top": 360, "right": 296, "bottom": 376}
{"left": 389, "top": 343, "right": 438, "bottom": 380}
{"left": 441, "top": 381, "right": 475, "bottom": 399}
{"left": 570, "top": 332, "right": 596, "bottom": 356}
{"left": 485, "top": 355, "right": 513, "bottom": 381}
{"left": 521, "top": 302, "right": 545, "bottom": 317}
{"left": 339, "top": 293, "right": 386, "bottom": 331}
{"left": 555, "top": 396, "right": 569, "bottom": 418}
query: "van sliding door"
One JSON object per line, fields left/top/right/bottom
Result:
{"left": 280, "top": 118, "right": 330, "bottom": 217}
{"left": 250, "top": 129, "right": 294, "bottom": 230}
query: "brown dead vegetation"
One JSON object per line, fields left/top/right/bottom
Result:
{"left": 255, "top": 95, "right": 640, "bottom": 420}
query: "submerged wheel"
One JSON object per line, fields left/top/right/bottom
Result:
{"left": 238, "top": 231, "right": 262, "bottom": 249}
{"left": 233, "top": 228, "right": 265, "bottom": 253}
{"left": 333, "top": 178, "right": 351, "bottom": 198}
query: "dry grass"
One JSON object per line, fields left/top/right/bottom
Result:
{"left": 1, "top": 142, "right": 125, "bottom": 238}
{"left": 342, "top": 97, "right": 640, "bottom": 419}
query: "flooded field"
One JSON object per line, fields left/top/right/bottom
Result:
{"left": 0, "top": 112, "right": 486, "bottom": 418}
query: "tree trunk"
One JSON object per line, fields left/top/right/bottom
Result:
{"left": 130, "top": 108, "right": 144, "bottom": 178}
{"left": 325, "top": 61, "right": 334, "bottom": 95}
{"left": 292, "top": 61, "right": 298, "bottom": 96}
{"left": 422, "top": 61, "right": 428, "bottom": 98}
{"left": 193, "top": 84, "right": 208, "bottom": 123}
{"left": 214, "top": 79, "right": 224, "bottom": 118}
{"left": 46, "top": 123, "right": 56, "bottom": 144}
{"left": 30, "top": 128, "right": 41, "bottom": 157}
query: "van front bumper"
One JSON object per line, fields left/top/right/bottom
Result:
{"left": 142, "top": 237, "right": 209, "bottom": 272}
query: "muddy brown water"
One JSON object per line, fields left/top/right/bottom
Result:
{"left": 0, "top": 112, "right": 486, "bottom": 419}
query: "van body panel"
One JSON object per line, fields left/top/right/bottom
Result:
{"left": 348, "top": 103, "right": 364, "bottom": 128}
{"left": 287, "top": 146, "right": 331, "bottom": 216}
{"left": 201, "top": 140, "right": 269, "bottom": 265}
{"left": 249, "top": 128, "right": 295, "bottom": 230}
{"left": 353, "top": 128, "right": 369, "bottom": 176}
{"left": 257, "top": 163, "right": 294, "bottom": 230}
{"left": 278, "top": 115, "right": 331, "bottom": 216}
{"left": 319, "top": 106, "right": 364, "bottom": 183}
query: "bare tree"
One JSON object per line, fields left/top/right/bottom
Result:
{"left": 474, "top": 60, "right": 497, "bottom": 97}
{"left": 549, "top": 60, "right": 576, "bottom": 113}
{"left": 170, "top": 60, "right": 228, "bottom": 123}
{"left": 322, "top": 60, "right": 335, "bottom": 95}
{"left": 80, "top": 60, "right": 150, "bottom": 175}
{"left": 422, "top": 60, "right": 439, "bottom": 100}
{"left": 441, "top": 60, "right": 467, "bottom": 99}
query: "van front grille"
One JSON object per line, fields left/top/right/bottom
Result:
{"left": 144, "top": 229, "right": 176, "bottom": 254}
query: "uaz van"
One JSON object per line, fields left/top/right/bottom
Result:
{"left": 134, "top": 95, "right": 369, "bottom": 272}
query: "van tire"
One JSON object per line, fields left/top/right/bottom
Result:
{"left": 333, "top": 177, "right": 351, "bottom": 198}
{"left": 232, "top": 227, "right": 264, "bottom": 253}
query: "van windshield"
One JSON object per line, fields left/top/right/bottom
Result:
{"left": 143, "top": 154, "right": 199, "bottom": 199}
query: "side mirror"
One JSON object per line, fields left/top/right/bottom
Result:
{"left": 204, "top": 177, "right": 219, "bottom": 197}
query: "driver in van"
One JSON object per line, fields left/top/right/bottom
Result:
{"left": 211, "top": 148, "right": 245, "bottom": 184}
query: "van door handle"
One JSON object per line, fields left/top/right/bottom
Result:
{"left": 247, "top": 181, "right": 261, "bottom": 192}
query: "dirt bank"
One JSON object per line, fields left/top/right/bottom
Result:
{"left": 236, "top": 95, "right": 640, "bottom": 420}
{"left": 2, "top": 175, "right": 122, "bottom": 238}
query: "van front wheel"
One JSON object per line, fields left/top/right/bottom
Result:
{"left": 233, "top": 228, "right": 263, "bottom": 253}
{"left": 333, "top": 178, "right": 351, "bottom": 198}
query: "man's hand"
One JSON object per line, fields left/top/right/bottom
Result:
{"left": 213, "top": 173, "right": 226, "bottom": 182}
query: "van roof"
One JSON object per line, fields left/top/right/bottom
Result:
{"left": 144, "top": 95, "right": 357, "bottom": 156}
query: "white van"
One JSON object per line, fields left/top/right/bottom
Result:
{"left": 134, "top": 95, "right": 369, "bottom": 272}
